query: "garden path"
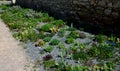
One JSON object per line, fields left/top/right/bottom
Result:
{"left": 0, "top": 19, "right": 31, "bottom": 71}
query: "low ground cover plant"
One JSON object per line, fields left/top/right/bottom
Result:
{"left": 43, "top": 37, "right": 52, "bottom": 42}
{"left": 38, "top": 23, "right": 54, "bottom": 32}
{"left": 52, "top": 20, "right": 65, "bottom": 27}
{"left": 49, "top": 39, "right": 60, "bottom": 45}
{"left": 57, "top": 28, "right": 66, "bottom": 37}
{"left": 44, "top": 46, "right": 54, "bottom": 52}
{"left": 65, "top": 37, "right": 75, "bottom": 44}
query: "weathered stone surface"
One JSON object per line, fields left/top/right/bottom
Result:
{"left": 16, "top": 0, "right": 120, "bottom": 34}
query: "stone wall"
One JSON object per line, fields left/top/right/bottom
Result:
{"left": 16, "top": 0, "right": 120, "bottom": 34}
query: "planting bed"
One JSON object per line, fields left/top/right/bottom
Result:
{"left": 0, "top": 5, "right": 120, "bottom": 71}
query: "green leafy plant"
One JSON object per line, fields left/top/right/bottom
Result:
{"left": 49, "top": 39, "right": 60, "bottom": 45}
{"left": 70, "top": 45, "right": 78, "bottom": 52}
{"left": 72, "top": 51, "right": 89, "bottom": 61}
{"left": 106, "top": 62, "right": 116, "bottom": 69}
{"left": 66, "top": 65, "right": 90, "bottom": 71}
{"left": 40, "top": 13, "right": 54, "bottom": 22}
{"left": 43, "top": 60, "right": 58, "bottom": 69}
{"left": 67, "top": 31, "right": 79, "bottom": 39}
{"left": 56, "top": 57, "right": 67, "bottom": 71}
{"left": 65, "top": 38, "right": 75, "bottom": 44}
{"left": 108, "top": 36, "right": 116, "bottom": 42}
{"left": 98, "top": 44, "right": 114, "bottom": 59}
{"left": 44, "top": 46, "right": 54, "bottom": 52}
{"left": 52, "top": 20, "right": 65, "bottom": 27}
{"left": 95, "top": 35, "right": 107, "bottom": 43}
{"left": 89, "top": 43, "right": 114, "bottom": 59}
{"left": 7, "top": 22, "right": 19, "bottom": 29}
{"left": 38, "top": 24, "right": 54, "bottom": 32}
{"left": 93, "top": 63, "right": 115, "bottom": 71}
{"left": 117, "top": 42, "right": 120, "bottom": 50}
{"left": 43, "top": 37, "right": 52, "bottom": 42}
{"left": 0, "top": 4, "right": 9, "bottom": 10}
{"left": 13, "top": 28, "right": 39, "bottom": 42}
{"left": 57, "top": 28, "right": 66, "bottom": 37}
{"left": 79, "top": 43, "right": 86, "bottom": 50}
{"left": 27, "top": 28, "right": 39, "bottom": 41}
{"left": 57, "top": 43, "right": 66, "bottom": 49}
{"left": 114, "top": 56, "right": 120, "bottom": 64}
{"left": 87, "top": 46, "right": 99, "bottom": 57}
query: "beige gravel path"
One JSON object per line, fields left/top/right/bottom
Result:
{"left": 0, "top": 19, "right": 30, "bottom": 71}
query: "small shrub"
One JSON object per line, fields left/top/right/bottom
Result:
{"left": 114, "top": 56, "right": 120, "bottom": 64}
{"left": 7, "top": 22, "right": 19, "bottom": 29}
{"left": 49, "top": 39, "right": 60, "bottom": 45}
{"left": 65, "top": 38, "right": 75, "bottom": 44}
{"left": 27, "top": 29, "right": 39, "bottom": 41}
{"left": 79, "top": 43, "right": 86, "bottom": 50}
{"left": 14, "top": 28, "right": 38, "bottom": 42}
{"left": 98, "top": 44, "right": 114, "bottom": 59}
{"left": 67, "top": 31, "right": 79, "bottom": 39}
{"left": 44, "top": 46, "right": 54, "bottom": 52}
{"left": 93, "top": 63, "right": 115, "bottom": 71}
{"left": 57, "top": 43, "right": 66, "bottom": 49}
{"left": 89, "top": 43, "right": 114, "bottom": 59}
{"left": 117, "top": 42, "right": 120, "bottom": 50}
{"left": 106, "top": 62, "right": 116, "bottom": 69}
{"left": 41, "top": 13, "right": 54, "bottom": 22}
{"left": 87, "top": 46, "right": 99, "bottom": 57}
{"left": 43, "top": 60, "right": 57, "bottom": 69}
{"left": 52, "top": 20, "right": 65, "bottom": 27}
{"left": 57, "top": 28, "right": 66, "bottom": 37}
{"left": 38, "top": 24, "right": 54, "bottom": 32}
{"left": 108, "top": 36, "right": 116, "bottom": 42}
{"left": 70, "top": 45, "right": 78, "bottom": 52}
{"left": 73, "top": 51, "right": 89, "bottom": 61}
{"left": 43, "top": 37, "right": 52, "bottom": 42}
{"left": 0, "top": 4, "right": 9, "bottom": 10}
{"left": 95, "top": 35, "right": 107, "bottom": 43}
